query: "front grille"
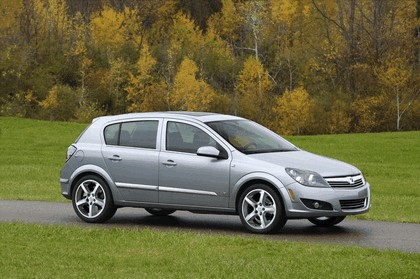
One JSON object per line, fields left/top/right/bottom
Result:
{"left": 340, "top": 198, "right": 366, "bottom": 210}
{"left": 325, "top": 174, "right": 365, "bottom": 188}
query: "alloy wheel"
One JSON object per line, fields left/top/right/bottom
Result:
{"left": 241, "top": 189, "right": 277, "bottom": 230}
{"left": 74, "top": 179, "right": 106, "bottom": 219}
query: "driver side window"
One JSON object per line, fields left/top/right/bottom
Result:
{"left": 166, "top": 122, "right": 218, "bottom": 154}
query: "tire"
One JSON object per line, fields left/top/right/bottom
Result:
{"left": 308, "top": 216, "right": 346, "bottom": 227}
{"left": 145, "top": 208, "right": 176, "bottom": 216}
{"left": 72, "top": 175, "right": 117, "bottom": 223}
{"left": 238, "top": 184, "right": 287, "bottom": 234}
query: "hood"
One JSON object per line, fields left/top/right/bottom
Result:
{"left": 249, "top": 150, "right": 360, "bottom": 177}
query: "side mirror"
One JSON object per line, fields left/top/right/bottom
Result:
{"left": 197, "top": 146, "right": 222, "bottom": 159}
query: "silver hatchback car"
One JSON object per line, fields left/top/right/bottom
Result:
{"left": 60, "top": 112, "right": 370, "bottom": 233}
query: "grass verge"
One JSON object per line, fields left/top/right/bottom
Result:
{"left": 0, "top": 117, "right": 419, "bottom": 222}
{"left": 0, "top": 223, "right": 419, "bottom": 278}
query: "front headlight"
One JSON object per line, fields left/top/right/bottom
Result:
{"left": 285, "top": 168, "right": 330, "bottom": 188}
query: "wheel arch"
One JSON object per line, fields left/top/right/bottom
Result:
{"left": 231, "top": 173, "right": 289, "bottom": 213}
{"left": 68, "top": 165, "right": 121, "bottom": 200}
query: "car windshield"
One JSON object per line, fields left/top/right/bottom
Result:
{"left": 206, "top": 120, "right": 298, "bottom": 154}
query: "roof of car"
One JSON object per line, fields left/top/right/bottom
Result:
{"left": 92, "top": 111, "right": 243, "bottom": 124}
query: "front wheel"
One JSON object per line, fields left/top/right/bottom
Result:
{"left": 238, "top": 184, "right": 287, "bottom": 234}
{"left": 72, "top": 175, "right": 117, "bottom": 223}
{"left": 145, "top": 208, "right": 176, "bottom": 216}
{"left": 308, "top": 216, "right": 346, "bottom": 227}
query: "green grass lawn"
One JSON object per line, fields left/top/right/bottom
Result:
{"left": 0, "top": 223, "right": 418, "bottom": 278}
{"left": 0, "top": 116, "right": 419, "bottom": 223}
{"left": 0, "top": 117, "right": 86, "bottom": 201}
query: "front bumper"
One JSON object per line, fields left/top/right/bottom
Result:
{"left": 284, "top": 182, "right": 371, "bottom": 218}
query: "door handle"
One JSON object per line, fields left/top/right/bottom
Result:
{"left": 108, "top": 155, "right": 122, "bottom": 162}
{"left": 162, "top": 160, "right": 177, "bottom": 167}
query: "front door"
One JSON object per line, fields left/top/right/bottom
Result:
{"left": 158, "top": 120, "right": 231, "bottom": 208}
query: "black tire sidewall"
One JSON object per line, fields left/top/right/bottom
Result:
{"left": 238, "top": 184, "right": 286, "bottom": 234}
{"left": 71, "top": 175, "right": 116, "bottom": 223}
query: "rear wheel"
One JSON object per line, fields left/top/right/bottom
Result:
{"left": 72, "top": 175, "right": 117, "bottom": 223}
{"left": 308, "top": 216, "right": 346, "bottom": 227}
{"left": 145, "top": 208, "right": 176, "bottom": 216}
{"left": 238, "top": 184, "right": 287, "bottom": 234}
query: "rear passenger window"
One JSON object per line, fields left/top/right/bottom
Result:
{"left": 104, "top": 121, "right": 159, "bottom": 149}
{"left": 120, "top": 121, "right": 158, "bottom": 149}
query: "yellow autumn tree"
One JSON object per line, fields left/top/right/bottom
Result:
{"left": 0, "top": 0, "right": 23, "bottom": 31}
{"left": 377, "top": 56, "right": 415, "bottom": 131}
{"left": 66, "top": 12, "right": 92, "bottom": 102}
{"left": 207, "top": 0, "right": 241, "bottom": 42}
{"left": 169, "top": 12, "right": 204, "bottom": 63}
{"left": 200, "top": 25, "right": 235, "bottom": 80}
{"left": 39, "top": 85, "right": 78, "bottom": 121}
{"left": 351, "top": 94, "right": 390, "bottom": 132}
{"left": 0, "top": 0, "right": 23, "bottom": 83}
{"left": 327, "top": 100, "right": 352, "bottom": 134}
{"left": 101, "top": 57, "right": 130, "bottom": 113}
{"left": 126, "top": 42, "right": 167, "bottom": 112}
{"left": 39, "top": 85, "right": 58, "bottom": 113}
{"left": 42, "top": 0, "right": 70, "bottom": 45}
{"left": 235, "top": 56, "right": 273, "bottom": 125}
{"left": 147, "top": 1, "right": 179, "bottom": 47}
{"left": 270, "top": 0, "right": 297, "bottom": 24}
{"left": 121, "top": 7, "right": 142, "bottom": 47}
{"left": 171, "top": 57, "right": 217, "bottom": 111}
{"left": 90, "top": 6, "right": 125, "bottom": 51}
{"left": 273, "top": 87, "right": 315, "bottom": 135}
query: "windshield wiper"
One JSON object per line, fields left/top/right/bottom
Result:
{"left": 244, "top": 149, "right": 297, "bottom": 154}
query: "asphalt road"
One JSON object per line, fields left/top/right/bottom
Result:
{"left": 1, "top": 200, "right": 419, "bottom": 253}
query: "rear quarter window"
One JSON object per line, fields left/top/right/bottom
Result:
{"left": 104, "top": 123, "right": 120, "bottom": 145}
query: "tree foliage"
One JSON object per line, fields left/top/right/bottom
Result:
{"left": 171, "top": 57, "right": 218, "bottom": 111}
{"left": 273, "top": 87, "right": 315, "bottom": 135}
{"left": 0, "top": 0, "right": 418, "bottom": 133}
{"left": 235, "top": 56, "right": 273, "bottom": 125}
{"left": 126, "top": 42, "right": 166, "bottom": 112}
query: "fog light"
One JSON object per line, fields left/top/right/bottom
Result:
{"left": 300, "top": 199, "right": 333, "bottom": 210}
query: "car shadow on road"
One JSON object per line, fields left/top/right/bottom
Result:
{"left": 90, "top": 213, "right": 360, "bottom": 240}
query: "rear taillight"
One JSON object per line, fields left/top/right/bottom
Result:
{"left": 66, "top": 145, "right": 77, "bottom": 161}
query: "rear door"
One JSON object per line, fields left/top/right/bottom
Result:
{"left": 102, "top": 119, "right": 161, "bottom": 203}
